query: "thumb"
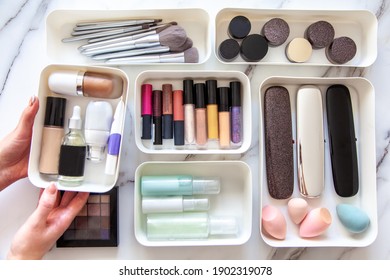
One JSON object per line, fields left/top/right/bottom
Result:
{"left": 15, "top": 96, "right": 39, "bottom": 139}
{"left": 33, "top": 183, "right": 58, "bottom": 221}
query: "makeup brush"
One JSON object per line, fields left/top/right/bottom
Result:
{"left": 89, "top": 37, "right": 193, "bottom": 58}
{"left": 82, "top": 25, "right": 187, "bottom": 57}
{"left": 78, "top": 22, "right": 177, "bottom": 50}
{"left": 105, "top": 47, "right": 199, "bottom": 64}
{"left": 74, "top": 19, "right": 162, "bottom": 30}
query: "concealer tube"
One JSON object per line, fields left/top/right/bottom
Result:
{"left": 162, "top": 84, "right": 173, "bottom": 139}
{"left": 39, "top": 96, "right": 67, "bottom": 175}
{"left": 206, "top": 80, "right": 219, "bottom": 140}
{"left": 183, "top": 79, "right": 195, "bottom": 144}
{"left": 230, "top": 81, "right": 242, "bottom": 144}
{"left": 173, "top": 90, "right": 185, "bottom": 146}
{"left": 218, "top": 87, "right": 230, "bottom": 149}
{"left": 152, "top": 90, "right": 163, "bottom": 145}
{"left": 194, "top": 83, "right": 207, "bottom": 146}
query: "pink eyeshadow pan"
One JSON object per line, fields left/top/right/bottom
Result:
{"left": 88, "top": 204, "right": 101, "bottom": 216}
{"left": 101, "top": 204, "right": 110, "bottom": 216}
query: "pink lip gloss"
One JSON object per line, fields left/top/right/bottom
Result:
{"left": 141, "top": 84, "right": 153, "bottom": 140}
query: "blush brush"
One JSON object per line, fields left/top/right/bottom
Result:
{"left": 82, "top": 25, "right": 187, "bottom": 58}
{"left": 104, "top": 47, "right": 199, "bottom": 64}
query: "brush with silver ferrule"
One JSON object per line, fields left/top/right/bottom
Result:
{"left": 91, "top": 38, "right": 193, "bottom": 60}
{"left": 104, "top": 47, "right": 199, "bottom": 64}
{"left": 78, "top": 22, "right": 177, "bottom": 50}
{"left": 62, "top": 23, "right": 153, "bottom": 43}
{"left": 82, "top": 25, "right": 187, "bottom": 57}
{"left": 74, "top": 19, "right": 162, "bottom": 30}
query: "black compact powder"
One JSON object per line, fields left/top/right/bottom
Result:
{"left": 57, "top": 187, "right": 118, "bottom": 247}
{"left": 240, "top": 34, "right": 268, "bottom": 62}
{"left": 218, "top": 38, "right": 240, "bottom": 61}
{"left": 228, "top": 15, "right": 251, "bottom": 39}
{"left": 326, "top": 36, "right": 357, "bottom": 64}
{"left": 262, "top": 18, "right": 290, "bottom": 46}
{"left": 305, "top": 20, "right": 335, "bottom": 49}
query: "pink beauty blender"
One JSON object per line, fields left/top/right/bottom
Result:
{"left": 287, "top": 197, "right": 309, "bottom": 224}
{"left": 261, "top": 205, "right": 287, "bottom": 240}
{"left": 299, "top": 207, "right": 332, "bottom": 238}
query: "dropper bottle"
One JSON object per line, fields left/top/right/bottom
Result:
{"left": 58, "top": 105, "right": 87, "bottom": 186}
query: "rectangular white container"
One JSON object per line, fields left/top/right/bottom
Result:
{"left": 134, "top": 161, "right": 252, "bottom": 246}
{"left": 46, "top": 9, "right": 210, "bottom": 65}
{"left": 134, "top": 70, "right": 252, "bottom": 154}
{"left": 216, "top": 9, "right": 377, "bottom": 67}
{"left": 259, "top": 77, "right": 377, "bottom": 247}
{"left": 28, "top": 64, "right": 129, "bottom": 193}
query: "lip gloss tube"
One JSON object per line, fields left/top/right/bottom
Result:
{"left": 230, "top": 81, "right": 242, "bottom": 145}
{"left": 183, "top": 79, "right": 195, "bottom": 145}
{"left": 141, "top": 84, "right": 152, "bottom": 140}
{"left": 206, "top": 79, "right": 219, "bottom": 140}
{"left": 218, "top": 87, "right": 231, "bottom": 149}
{"left": 162, "top": 84, "right": 173, "bottom": 139}
{"left": 152, "top": 89, "right": 163, "bottom": 145}
{"left": 194, "top": 83, "right": 207, "bottom": 146}
{"left": 173, "top": 90, "right": 185, "bottom": 146}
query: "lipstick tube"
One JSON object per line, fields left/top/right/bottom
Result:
{"left": 194, "top": 83, "right": 207, "bottom": 146}
{"left": 162, "top": 84, "right": 173, "bottom": 139}
{"left": 183, "top": 79, "right": 195, "bottom": 144}
{"left": 218, "top": 87, "right": 231, "bottom": 149}
{"left": 173, "top": 90, "right": 185, "bottom": 146}
{"left": 230, "top": 81, "right": 242, "bottom": 145}
{"left": 206, "top": 80, "right": 219, "bottom": 140}
{"left": 152, "top": 90, "right": 163, "bottom": 145}
{"left": 141, "top": 84, "right": 152, "bottom": 140}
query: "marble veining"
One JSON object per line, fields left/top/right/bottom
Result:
{"left": 0, "top": 0, "right": 390, "bottom": 260}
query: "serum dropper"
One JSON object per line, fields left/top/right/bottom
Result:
{"left": 58, "top": 105, "right": 87, "bottom": 186}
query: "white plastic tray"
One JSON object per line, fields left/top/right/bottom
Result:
{"left": 134, "top": 161, "right": 252, "bottom": 246}
{"left": 28, "top": 64, "right": 129, "bottom": 193}
{"left": 134, "top": 70, "right": 251, "bottom": 154}
{"left": 215, "top": 9, "right": 377, "bottom": 67}
{"left": 259, "top": 77, "right": 377, "bottom": 247}
{"left": 46, "top": 9, "right": 210, "bottom": 65}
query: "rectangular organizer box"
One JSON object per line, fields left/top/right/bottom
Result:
{"left": 46, "top": 9, "right": 210, "bottom": 65}
{"left": 215, "top": 8, "right": 377, "bottom": 66}
{"left": 134, "top": 161, "right": 252, "bottom": 246}
{"left": 259, "top": 76, "right": 377, "bottom": 247}
{"left": 28, "top": 64, "right": 129, "bottom": 193}
{"left": 134, "top": 70, "right": 252, "bottom": 154}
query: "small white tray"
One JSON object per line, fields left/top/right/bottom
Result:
{"left": 259, "top": 77, "right": 377, "bottom": 247}
{"left": 46, "top": 9, "right": 211, "bottom": 65}
{"left": 134, "top": 70, "right": 251, "bottom": 154}
{"left": 215, "top": 8, "right": 377, "bottom": 67}
{"left": 28, "top": 64, "right": 129, "bottom": 193}
{"left": 134, "top": 161, "right": 252, "bottom": 246}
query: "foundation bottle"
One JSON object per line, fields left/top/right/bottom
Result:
{"left": 39, "top": 96, "right": 67, "bottom": 175}
{"left": 58, "top": 105, "right": 87, "bottom": 186}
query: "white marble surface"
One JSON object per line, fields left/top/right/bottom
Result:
{"left": 0, "top": 0, "right": 389, "bottom": 260}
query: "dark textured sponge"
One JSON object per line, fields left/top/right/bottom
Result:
{"left": 305, "top": 20, "right": 335, "bottom": 49}
{"left": 326, "top": 36, "right": 357, "bottom": 64}
{"left": 264, "top": 86, "right": 294, "bottom": 200}
{"left": 263, "top": 18, "right": 290, "bottom": 46}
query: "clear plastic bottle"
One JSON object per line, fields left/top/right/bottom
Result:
{"left": 58, "top": 105, "right": 87, "bottom": 186}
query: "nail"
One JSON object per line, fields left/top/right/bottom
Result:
{"left": 29, "top": 95, "right": 37, "bottom": 106}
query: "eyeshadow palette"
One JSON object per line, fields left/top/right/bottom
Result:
{"left": 57, "top": 187, "right": 118, "bottom": 247}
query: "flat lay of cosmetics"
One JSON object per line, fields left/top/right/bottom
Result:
{"left": 25, "top": 8, "right": 378, "bottom": 249}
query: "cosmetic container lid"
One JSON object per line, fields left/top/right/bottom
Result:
{"left": 228, "top": 15, "right": 251, "bottom": 39}
{"left": 85, "top": 101, "right": 113, "bottom": 161}
{"left": 44, "top": 96, "right": 67, "bottom": 127}
{"left": 48, "top": 70, "right": 85, "bottom": 96}
{"left": 230, "top": 81, "right": 241, "bottom": 106}
{"left": 218, "top": 87, "right": 230, "bottom": 112}
{"left": 142, "top": 196, "right": 210, "bottom": 213}
{"left": 192, "top": 177, "right": 221, "bottom": 194}
{"left": 218, "top": 38, "right": 240, "bottom": 61}
{"left": 183, "top": 79, "right": 194, "bottom": 105}
{"left": 194, "top": 83, "right": 206, "bottom": 109}
{"left": 206, "top": 80, "right": 217, "bottom": 105}
{"left": 68, "top": 105, "right": 82, "bottom": 130}
{"left": 209, "top": 216, "right": 238, "bottom": 236}
{"left": 240, "top": 34, "right": 268, "bottom": 62}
